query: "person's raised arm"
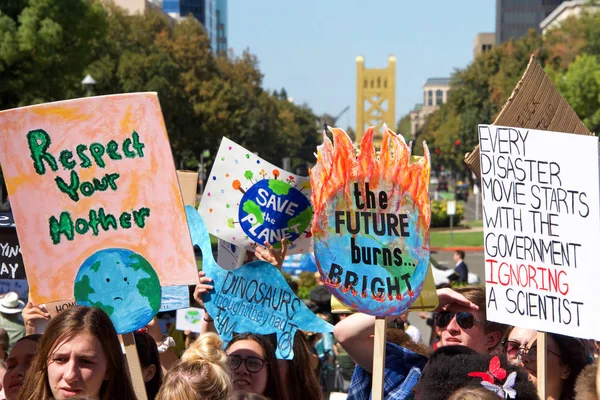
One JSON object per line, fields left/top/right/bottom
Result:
{"left": 333, "top": 287, "right": 479, "bottom": 373}
{"left": 254, "top": 240, "right": 288, "bottom": 271}
{"left": 192, "top": 271, "right": 217, "bottom": 335}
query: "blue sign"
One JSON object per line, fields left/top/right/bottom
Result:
{"left": 187, "top": 206, "right": 332, "bottom": 359}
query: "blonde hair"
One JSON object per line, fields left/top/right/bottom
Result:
{"left": 448, "top": 386, "right": 501, "bottom": 400}
{"left": 155, "top": 333, "right": 231, "bottom": 400}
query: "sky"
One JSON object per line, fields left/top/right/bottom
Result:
{"left": 228, "top": 0, "right": 496, "bottom": 130}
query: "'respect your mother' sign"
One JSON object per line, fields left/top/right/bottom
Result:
{"left": 0, "top": 93, "right": 198, "bottom": 334}
{"left": 311, "top": 126, "right": 431, "bottom": 316}
{"left": 479, "top": 124, "right": 600, "bottom": 340}
{"left": 199, "top": 137, "right": 313, "bottom": 254}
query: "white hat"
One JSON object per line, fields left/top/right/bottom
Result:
{"left": 0, "top": 292, "right": 25, "bottom": 314}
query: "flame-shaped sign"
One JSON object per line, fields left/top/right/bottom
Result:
{"left": 310, "top": 126, "right": 431, "bottom": 316}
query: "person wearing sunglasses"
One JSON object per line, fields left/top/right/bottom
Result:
{"left": 335, "top": 287, "right": 488, "bottom": 399}
{"left": 224, "top": 333, "right": 284, "bottom": 399}
{"left": 502, "top": 327, "right": 537, "bottom": 365}
{"left": 435, "top": 287, "right": 508, "bottom": 354}
{"left": 515, "top": 331, "right": 589, "bottom": 400}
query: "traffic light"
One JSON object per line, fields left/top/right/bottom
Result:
{"left": 435, "top": 149, "right": 441, "bottom": 155}
{"left": 455, "top": 140, "right": 461, "bottom": 151}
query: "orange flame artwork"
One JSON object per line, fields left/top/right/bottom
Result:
{"left": 310, "top": 126, "right": 431, "bottom": 316}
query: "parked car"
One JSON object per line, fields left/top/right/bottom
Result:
{"left": 436, "top": 179, "right": 448, "bottom": 192}
{"left": 455, "top": 184, "right": 469, "bottom": 201}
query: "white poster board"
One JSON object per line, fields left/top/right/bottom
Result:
{"left": 175, "top": 307, "right": 205, "bottom": 333}
{"left": 199, "top": 137, "right": 313, "bottom": 254}
{"left": 479, "top": 124, "right": 600, "bottom": 340}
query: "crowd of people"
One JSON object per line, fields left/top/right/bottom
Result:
{"left": 0, "top": 244, "right": 596, "bottom": 400}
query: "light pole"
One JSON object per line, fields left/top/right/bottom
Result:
{"left": 82, "top": 74, "right": 96, "bottom": 97}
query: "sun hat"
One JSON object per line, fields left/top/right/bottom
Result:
{"left": 0, "top": 292, "right": 25, "bottom": 314}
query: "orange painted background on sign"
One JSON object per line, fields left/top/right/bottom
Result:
{"left": 0, "top": 93, "right": 198, "bottom": 304}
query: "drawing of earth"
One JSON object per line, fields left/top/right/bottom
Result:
{"left": 185, "top": 309, "right": 202, "bottom": 324}
{"left": 73, "top": 248, "right": 161, "bottom": 334}
{"left": 239, "top": 179, "right": 312, "bottom": 247}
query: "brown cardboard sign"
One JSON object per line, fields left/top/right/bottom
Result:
{"left": 465, "top": 55, "right": 592, "bottom": 178}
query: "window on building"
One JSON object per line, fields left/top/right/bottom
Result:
{"left": 435, "top": 90, "right": 443, "bottom": 106}
{"left": 428, "top": 90, "right": 433, "bottom": 106}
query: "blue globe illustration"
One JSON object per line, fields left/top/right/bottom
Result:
{"left": 73, "top": 248, "right": 161, "bottom": 334}
{"left": 238, "top": 179, "right": 312, "bottom": 247}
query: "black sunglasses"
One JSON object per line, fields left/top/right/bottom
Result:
{"left": 434, "top": 311, "right": 486, "bottom": 330}
{"left": 228, "top": 355, "right": 268, "bottom": 373}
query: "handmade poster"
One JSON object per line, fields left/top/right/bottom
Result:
{"left": 0, "top": 229, "right": 25, "bottom": 279}
{"left": 199, "top": 137, "right": 312, "bottom": 254}
{"left": 0, "top": 93, "right": 198, "bottom": 334}
{"left": 311, "top": 126, "right": 431, "bottom": 316}
{"left": 176, "top": 307, "right": 206, "bottom": 333}
{"left": 479, "top": 124, "right": 600, "bottom": 340}
{"left": 186, "top": 205, "right": 333, "bottom": 359}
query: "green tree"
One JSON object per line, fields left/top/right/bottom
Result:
{"left": 0, "top": 0, "right": 107, "bottom": 108}
{"left": 556, "top": 54, "right": 600, "bottom": 132}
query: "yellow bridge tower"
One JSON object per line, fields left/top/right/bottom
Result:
{"left": 355, "top": 56, "right": 396, "bottom": 146}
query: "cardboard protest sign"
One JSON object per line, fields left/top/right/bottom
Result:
{"left": 176, "top": 307, "right": 205, "bottom": 333}
{"left": 0, "top": 93, "right": 198, "bottom": 334}
{"left": 465, "top": 55, "right": 592, "bottom": 178}
{"left": 479, "top": 124, "right": 600, "bottom": 340}
{"left": 199, "top": 137, "right": 312, "bottom": 254}
{"left": 311, "top": 127, "right": 431, "bottom": 316}
{"left": 186, "top": 205, "right": 333, "bottom": 359}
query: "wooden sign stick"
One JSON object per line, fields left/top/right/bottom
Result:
{"left": 596, "top": 357, "right": 600, "bottom": 399}
{"left": 122, "top": 333, "right": 148, "bottom": 400}
{"left": 536, "top": 331, "right": 547, "bottom": 399}
{"left": 371, "top": 317, "right": 387, "bottom": 400}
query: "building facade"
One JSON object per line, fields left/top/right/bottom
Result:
{"left": 409, "top": 78, "right": 450, "bottom": 138}
{"left": 162, "top": 0, "right": 218, "bottom": 49}
{"left": 540, "top": 0, "right": 600, "bottom": 34}
{"left": 473, "top": 32, "right": 496, "bottom": 58}
{"left": 216, "top": 0, "right": 228, "bottom": 53}
{"left": 496, "top": 0, "right": 563, "bottom": 44}
{"left": 111, "top": 0, "right": 173, "bottom": 22}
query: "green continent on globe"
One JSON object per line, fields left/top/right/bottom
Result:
{"left": 130, "top": 254, "right": 161, "bottom": 313}
{"left": 74, "top": 275, "right": 94, "bottom": 302}
{"left": 73, "top": 275, "right": 115, "bottom": 316}
{"left": 186, "top": 310, "right": 201, "bottom": 323}
{"left": 268, "top": 180, "right": 292, "bottom": 196}
{"left": 242, "top": 200, "right": 264, "bottom": 225}
{"left": 288, "top": 207, "right": 313, "bottom": 232}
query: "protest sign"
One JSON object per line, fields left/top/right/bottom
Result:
{"left": 0, "top": 229, "right": 25, "bottom": 280}
{"left": 199, "top": 137, "right": 313, "bottom": 254}
{"left": 186, "top": 205, "right": 333, "bottom": 359}
{"left": 0, "top": 93, "right": 198, "bottom": 334}
{"left": 176, "top": 307, "right": 205, "bottom": 333}
{"left": 466, "top": 55, "right": 592, "bottom": 178}
{"left": 311, "top": 126, "right": 431, "bottom": 316}
{"left": 479, "top": 124, "right": 600, "bottom": 340}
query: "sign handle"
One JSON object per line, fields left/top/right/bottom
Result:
{"left": 596, "top": 358, "right": 600, "bottom": 399}
{"left": 536, "top": 331, "right": 547, "bottom": 399}
{"left": 122, "top": 333, "right": 149, "bottom": 400}
{"left": 371, "top": 317, "right": 387, "bottom": 400}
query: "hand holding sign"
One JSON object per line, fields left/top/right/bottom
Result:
{"left": 187, "top": 205, "right": 333, "bottom": 359}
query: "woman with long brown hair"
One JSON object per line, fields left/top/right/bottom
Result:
{"left": 17, "top": 306, "right": 136, "bottom": 400}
